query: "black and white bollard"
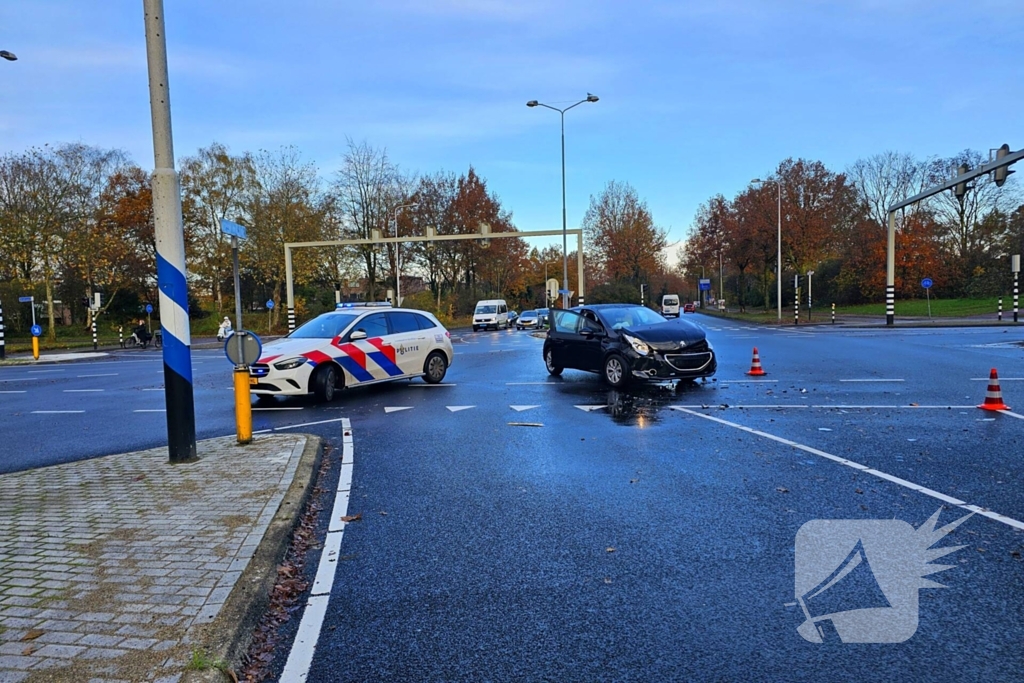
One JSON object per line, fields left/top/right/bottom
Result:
{"left": 287, "top": 307, "right": 296, "bottom": 333}
{"left": 119, "top": 325, "right": 124, "bottom": 348}
{"left": 1015, "top": 272, "right": 1019, "bottom": 323}
{"left": 0, "top": 297, "right": 5, "bottom": 360}
{"left": 998, "top": 298, "right": 1003, "bottom": 322}
{"left": 91, "top": 317, "right": 98, "bottom": 351}
{"left": 831, "top": 303, "right": 835, "bottom": 325}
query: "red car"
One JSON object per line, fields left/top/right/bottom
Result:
{"left": 683, "top": 303, "right": 696, "bottom": 313}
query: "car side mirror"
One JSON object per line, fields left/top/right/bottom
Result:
{"left": 581, "top": 326, "right": 604, "bottom": 338}
{"left": 349, "top": 329, "right": 368, "bottom": 341}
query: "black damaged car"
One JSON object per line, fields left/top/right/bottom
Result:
{"left": 543, "top": 304, "right": 716, "bottom": 388}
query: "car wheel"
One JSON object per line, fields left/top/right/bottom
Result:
{"left": 472, "top": 325, "right": 479, "bottom": 332}
{"left": 544, "top": 347, "right": 563, "bottom": 376}
{"left": 424, "top": 351, "right": 448, "bottom": 384}
{"left": 603, "top": 353, "right": 630, "bottom": 389}
{"left": 313, "top": 364, "right": 340, "bottom": 402}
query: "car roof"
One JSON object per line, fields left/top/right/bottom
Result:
{"left": 582, "top": 303, "right": 644, "bottom": 309}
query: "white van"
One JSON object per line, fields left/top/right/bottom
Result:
{"left": 472, "top": 299, "right": 509, "bottom": 331}
{"left": 661, "top": 294, "right": 680, "bottom": 318}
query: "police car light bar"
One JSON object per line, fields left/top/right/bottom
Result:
{"left": 335, "top": 301, "right": 393, "bottom": 310}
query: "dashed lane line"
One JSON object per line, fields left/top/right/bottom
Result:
{"left": 27, "top": 369, "right": 65, "bottom": 373}
{"left": 672, "top": 406, "right": 1024, "bottom": 531}
{"left": 839, "top": 378, "right": 905, "bottom": 382}
{"left": 281, "top": 417, "right": 353, "bottom": 681}
{"left": 252, "top": 407, "right": 303, "bottom": 411}
{"left": 0, "top": 390, "right": 27, "bottom": 394}
{"left": 668, "top": 404, "right": 980, "bottom": 410}
{"left": 77, "top": 373, "right": 119, "bottom": 378}
{"left": 63, "top": 389, "right": 104, "bottom": 393}
{"left": 31, "top": 410, "right": 84, "bottom": 414}
{"left": 134, "top": 409, "right": 166, "bottom": 413}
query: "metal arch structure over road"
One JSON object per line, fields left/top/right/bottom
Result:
{"left": 282, "top": 228, "right": 586, "bottom": 331}
{"left": 885, "top": 144, "right": 1024, "bottom": 326}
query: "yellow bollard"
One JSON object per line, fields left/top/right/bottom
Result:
{"left": 31, "top": 337, "right": 39, "bottom": 360}
{"left": 233, "top": 367, "right": 253, "bottom": 444}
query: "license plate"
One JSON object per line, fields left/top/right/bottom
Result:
{"left": 249, "top": 377, "right": 258, "bottom": 385}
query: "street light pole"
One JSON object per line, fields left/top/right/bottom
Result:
{"left": 392, "top": 203, "right": 417, "bottom": 307}
{"left": 752, "top": 178, "right": 782, "bottom": 321}
{"left": 527, "top": 94, "right": 599, "bottom": 309}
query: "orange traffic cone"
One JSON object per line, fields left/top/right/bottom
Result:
{"left": 979, "top": 368, "right": 1010, "bottom": 411}
{"left": 746, "top": 347, "right": 767, "bottom": 376}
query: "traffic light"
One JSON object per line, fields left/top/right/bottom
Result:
{"left": 994, "top": 144, "right": 1014, "bottom": 187}
{"left": 479, "top": 221, "right": 491, "bottom": 248}
{"left": 954, "top": 163, "right": 970, "bottom": 203}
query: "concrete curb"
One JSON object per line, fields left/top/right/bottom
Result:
{"left": 182, "top": 434, "right": 324, "bottom": 682}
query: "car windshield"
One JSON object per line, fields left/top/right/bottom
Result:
{"left": 600, "top": 306, "right": 668, "bottom": 330}
{"left": 664, "top": 298, "right": 678, "bottom": 305}
{"left": 288, "top": 313, "right": 359, "bottom": 339}
{"left": 522, "top": 310, "right": 536, "bottom": 317}
{"left": 475, "top": 305, "right": 497, "bottom": 314}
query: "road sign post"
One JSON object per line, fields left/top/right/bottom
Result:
{"left": 921, "top": 278, "right": 933, "bottom": 319}
{"left": 266, "top": 299, "right": 275, "bottom": 333}
{"left": 30, "top": 323, "right": 41, "bottom": 360}
{"left": 221, "top": 219, "right": 253, "bottom": 444}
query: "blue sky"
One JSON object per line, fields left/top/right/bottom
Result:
{"left": 2, "top": 1, "right": 1021, "bottom": 259}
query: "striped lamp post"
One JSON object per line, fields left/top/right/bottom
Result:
{"left": 144, "top": 0, "right": 197, "bottom": 464}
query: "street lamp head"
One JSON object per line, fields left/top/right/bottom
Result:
{"left": 0, "top": 50, "right": 17, "bottom": 62}
{"left": 586, "top": 93, "right": 599, "bottom": 103}
{"left": 526, "top": 100, "right": 539, "bottom": 107}
{"left": 751, "top": 178, "right": 763, "bottom": 184}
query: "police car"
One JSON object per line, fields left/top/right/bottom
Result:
{"left": 249, "top": 303, "right": 454, "bottom": 402}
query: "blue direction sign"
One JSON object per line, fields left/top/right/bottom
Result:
{"left": 18, "top": 296, "right": 33, "bottom": 303}
{"left": 921, "top": 278, "right": 933, "bottom": 289}
{"left": 698, "top": 279, "right": 712, "bottom": 291}
{"left": 145, "top": 304, "right": 153, "bottom": 314}
{"left": 219, "top": 219, "right": 247, "bottom": 239}
{"left": 266, "top": 299, "right": 275, "bottom": 310}
{"left": 30, "top": 324, "right": 42, "bottom": 337}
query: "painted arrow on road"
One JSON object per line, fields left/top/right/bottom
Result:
{"left": 574, "top": 405, "right": 608, "bottom": 412}
{"left": 384, "top": 407, "right": 413, "bottom": 414}
{"left": 446, "top": 406, "right": 476, "bottom": 412}
{"left": 510, "top": 405, "right": 541, "bottom": 412}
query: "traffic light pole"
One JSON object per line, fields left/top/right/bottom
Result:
{"left": 886, "top": 145, "right": 1024, "bottom": 326}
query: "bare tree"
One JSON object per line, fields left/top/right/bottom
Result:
{"left": 331, "top": 140, "right": 404, "bottom": 302}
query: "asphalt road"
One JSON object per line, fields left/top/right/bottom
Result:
{"left": 3, "top": 316, "right": 1024, "bottom": 681}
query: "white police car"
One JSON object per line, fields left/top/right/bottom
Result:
{"left": 249, "top": 303, "right": 454, "bottom": 402}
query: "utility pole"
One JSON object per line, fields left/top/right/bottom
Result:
{"left": 144, "top": 0, "right": 197, "bottom": 463}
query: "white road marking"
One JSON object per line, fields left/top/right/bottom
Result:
{"left": 272, "top": 417, "right": 346, "bottom": 431}
{"left": 970, "top": 377, "right": 1024, "bottom": 381}
{"left": 31, "top": 410, "right": 84, "bottom": 414}
{"left": 0, "top": 390, "right": 27, "bottom": 394}
{"left": 252, "top": 407, "right": 303, "bottom": 411}
{"left": 384, "top": 406, "right": 413, "bottom": 413}
{"left": 676, "top": 407, "right": 1024, "bottom": 530}
{"left": 839, "top": 379, "right": 905, "bottom": 383}
{"left": 63, "top": 389, "right": 104, "bottom": 393}
{"left": 0, "top": 377, "right": 46, "bottom": 382}
{"left": 407, "top": 383, "right": 456, "bottom": 387}
{"left": 1000, "top": 411, "right": 1024, "bottom": 421}
{"left": 670, "top": 404, "right": 980, "bottom": 410}
{"left": 510, "top": 405, "right": 541, "bottom": 412}
{"left": 27, "top": 369, "right": 64, "bottom": 373}
{"left": 281, "top": 419, "right": 353, "bottom": 681}
{"left": 143, "top": 388, "right": 163, "bottom": 391}
{"left": 506, "top": 382, "right": 560, "bottom": 385}
{"left": 446, "top": 406, "right": 475, "bottom": 412}
{"left": 671, "top": 405, "right": 810, "bottom": 410}
{"left": 575, "top": 405, "right": 607, "bottom": 412}
{"left": 508, "top": 422, "right": 544, "bottom": 427}
{"left": 133, "top": 409, "right": 166, "bottom": 413}
{"left": 77, "top": 373, "right": 118, "bottom": 378}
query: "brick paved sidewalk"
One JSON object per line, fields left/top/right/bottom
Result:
{"left": 0, "top": 433, "right": 313, "bottom": 683}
